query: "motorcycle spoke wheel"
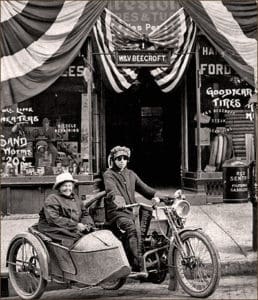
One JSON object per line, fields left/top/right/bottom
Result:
{"left": 174, "top": 230, "right": 221, "bottom": 298}
{"left": 8, "top": 238, "right": 47, "bottom": 300}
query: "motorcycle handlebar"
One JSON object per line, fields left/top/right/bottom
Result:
{"left": 124, "top": 203, "right": 153, "bottom": 209}
{"left": 123, "top": 199, "right": 175, "bottom": 209}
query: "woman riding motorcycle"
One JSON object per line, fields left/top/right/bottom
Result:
{"left": 103, "top": 146, "right": 170, "bottom": 271}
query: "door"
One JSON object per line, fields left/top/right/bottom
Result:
{"left": 105, "top": 71, "right": 182, "bottom": 187}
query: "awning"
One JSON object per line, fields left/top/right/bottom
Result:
{"left": 179, "top": 0, "right": 257, "bottom": 87}
{"left": 1, "top": 0, "right": 107, "bottom": 108}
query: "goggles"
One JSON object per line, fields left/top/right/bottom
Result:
{"left": 115, "top": 155, "right": 129, "bottom": 161}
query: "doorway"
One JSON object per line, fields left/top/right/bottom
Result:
{"left": 105, "top": 70, "right": 182, "bottom": 188}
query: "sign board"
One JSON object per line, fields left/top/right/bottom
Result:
{"left": 116, "top": 50, "right": 171, "bottom": 67}
{"left": 109, "top": 1, "right": 180, "bottom": 34}
{"left": 199, "top": 36, "right": 254, "bottom": 131}
{"left": 195, "top": 128, "right": 211, "bottom": 146}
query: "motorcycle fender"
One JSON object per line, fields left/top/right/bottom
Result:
{"left": 167, "top": 227, "right": 201, "bottom": 291}
{"left": 169, "top": 226, "right": 202, "bottom": 256}
{"left": 6, "top": 232, "right": 51, "bottom": 281}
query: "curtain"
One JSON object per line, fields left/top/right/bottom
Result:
{"left": 1, "top": 0, "right": 107, "bottom": 108}
{"left": 179, "top": 0, "right": 257, "bottom": 87}
{"left": 92, "top": 8, "right": 140, "bottom": 93}
{"left": 149, "top": 8, "right": 196, "bottom": 92}
{"left": 92, "top": 7, "right": 196, "bottom": 93}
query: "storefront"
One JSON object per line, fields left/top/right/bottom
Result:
{"left": 1, "top": 43, "right": 104, "bottom": 214}
{"left": 96, "top": 1, "right": 255, "bottom": 202}
{"left": 1, "top": 0, "right": 256, "bottom": 214}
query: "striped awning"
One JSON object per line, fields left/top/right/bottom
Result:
{"left": 179, "top": 0, "right": 257, "bottom": 87}
{"left": 1, "top": 0, "right": 107, "bottom": 108}
{"left": 92, "top": 7, "right": 196, "bottom": 93}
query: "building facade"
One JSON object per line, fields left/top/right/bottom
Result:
{"left": 1, "top": 1, "right": 255, "bottom": 214}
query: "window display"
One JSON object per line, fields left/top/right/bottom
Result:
{"left": 1, "top": 92, "right": 88, "bottom": 178}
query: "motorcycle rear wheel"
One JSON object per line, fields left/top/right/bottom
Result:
{"left": 100, "top": 277, "right": 126, "bottom": 290}
{"left": 173, "top": 230, "right": 221, "bottom": 298}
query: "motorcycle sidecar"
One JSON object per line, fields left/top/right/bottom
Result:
{"left": 6, "top": 227, "right": 130, "bottom": 300}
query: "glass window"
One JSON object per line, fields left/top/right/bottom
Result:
{"left": 1, "top": 91, "right": 88, "bottom": 177}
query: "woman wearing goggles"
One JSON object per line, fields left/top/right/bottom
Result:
{"left": 103, "top": 145, "right": 170, "bottom": 272}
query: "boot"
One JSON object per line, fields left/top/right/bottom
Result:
{"left": 128, "top": 236, "right": 142, "bottom": 272}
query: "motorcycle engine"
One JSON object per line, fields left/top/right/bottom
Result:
{"left": 143, "top": 231, "right": 168, "bottom": 284}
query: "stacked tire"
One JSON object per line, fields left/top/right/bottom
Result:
{"left": 208, "top": 134, "right": 233, "bottom": 171}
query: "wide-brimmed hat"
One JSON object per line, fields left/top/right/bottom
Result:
{"left": 53, "top": 172, "right": 78, "bottom": 190}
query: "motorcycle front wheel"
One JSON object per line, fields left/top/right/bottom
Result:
{"left": 173, "top": 230, "right": 221, "bottom": 298}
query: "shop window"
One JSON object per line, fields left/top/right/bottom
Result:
{"left": 0, "top": 91, "right": 90, "bottom": 177}
{"left": 198, "top": 36, "right": 254, "bottom": 172}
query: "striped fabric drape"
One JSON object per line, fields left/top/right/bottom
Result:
{"left": 179, "top": 0, "right": 257, "bottom": 87}
{"left": 149, "top": 8, "right": 196, "bottom": 93}
{"left": 92, "top": 8, "right": 140, "bottom": 93}
{"left": 1, "top": 0, "right": 107, "bottom": 108}
{"left": 92, "top": 7, "right": 196, "bottom": 93}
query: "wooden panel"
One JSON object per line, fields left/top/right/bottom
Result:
{"left": 10, "top": 187, "right": 44, "bottom": 214}
{"left": 1, "top": 188, "right": 8, "bottom": 215}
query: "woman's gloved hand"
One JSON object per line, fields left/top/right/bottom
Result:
{"left": 113, "top": 195, "right": 126, "bottom": 209}
{"left": 77, "top": 222, "right": 87, "bottom": 232}
{"left": 82, "top": 224, "right": 94, "bottom": 233}
{"left": 77, "top": 222, "right": 94, "bottom": 233}
{"left": 152, "top": 197, "right": 160, "bottom": 207}
{"left": 154, "top": 192, "right": 174, "bottom": 205}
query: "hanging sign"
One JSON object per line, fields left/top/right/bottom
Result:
{"left": 116, "top": 50, "right": 171, "bottom": 67}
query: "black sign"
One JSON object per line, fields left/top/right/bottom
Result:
{"left": 115, "top": 50, "right": 171, "bottom": 67}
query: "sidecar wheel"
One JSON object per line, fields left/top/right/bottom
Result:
{"left": 173, "top": 230, "right": 221, "bottom": 298}
{"left": 100, "top": 277, "right": 126, "bottom": 290}
{"left": 8, "top": 237, "right": 47, "bottom": 299}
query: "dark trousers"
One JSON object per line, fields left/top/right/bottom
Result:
{"left": 115, "top": 208, "right": 152, "bottom": 270}
{"left": 116, "top": 217, "right": 139, "bottom": 269}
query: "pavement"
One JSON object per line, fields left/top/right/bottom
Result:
{"left": 1, "top": 199, "right": 257, "bottom": 298}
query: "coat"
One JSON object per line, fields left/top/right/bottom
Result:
{"left": 38, "top": 191, "right": 94, "bottom": 247}
{"left": 103, "top": 167, "right": 156, "bottom": 223}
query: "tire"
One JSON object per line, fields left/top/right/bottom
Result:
{"left": 100, "top": 277, "right": 126, "bottom": 290}
{"left": 173, "top": 230, "right": 221, "bottom": 298}
{"left": 8, "top": 238, "right": 47, "bottom": 299}
{"left": 209, "top": 135, "right": 219, "bottom": 166}
{"left": 215, "top": 134, "right": 223, "bottom": 171}
{"left": 221, "top": 134, "right": 228, "bottom": 167}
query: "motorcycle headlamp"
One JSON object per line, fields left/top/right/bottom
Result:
{"left": 172, "top": 199, "right": 190, "bottom": 218}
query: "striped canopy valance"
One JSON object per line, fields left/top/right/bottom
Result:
{"left": 92, "top": 7, "right": 196, "bottom": 93}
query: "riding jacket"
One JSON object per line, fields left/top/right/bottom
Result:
{"left": 38, "top": 191, "right": 94, "bottom": 246}
{"left": 103, "top": 167, "right": 156, "bottom": 223}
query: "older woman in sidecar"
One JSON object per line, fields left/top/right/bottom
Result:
{"left": 38, "top": 172, "right": 95, "bottom": 247}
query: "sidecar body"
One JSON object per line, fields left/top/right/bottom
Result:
{"left": 47, "top": 229, "right": 130, "bottom": 285}
{"left": 6, "top": 227, "right": 131, "bottom": 299}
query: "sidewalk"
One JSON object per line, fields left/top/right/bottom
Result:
{"left": 1, "top": 202, "right": 257, "bottom": 278}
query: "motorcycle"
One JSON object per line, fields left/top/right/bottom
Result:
{"left": 6, "top": 190, "right": 221, "bottom": 299}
